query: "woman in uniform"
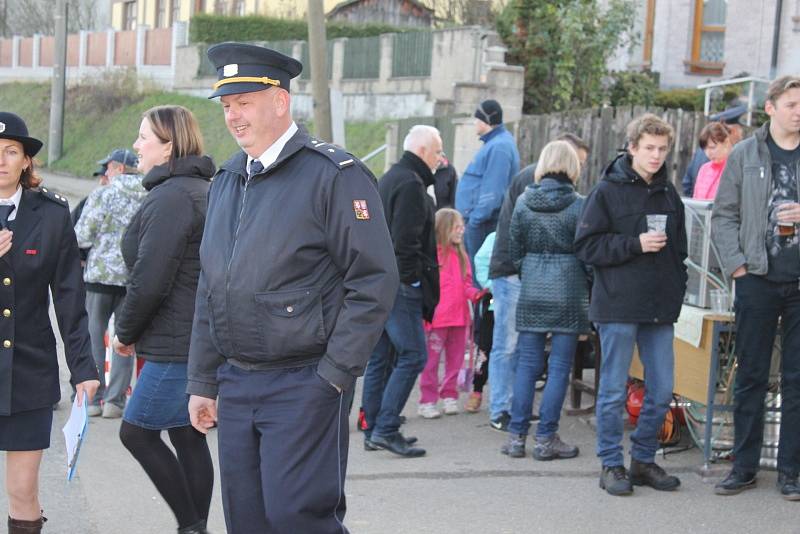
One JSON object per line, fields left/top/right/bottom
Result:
{"left": 0, "top": 112, "right": 99, "bottom": 534}
{"left": 112, "top": 105, "right": 214, "bottom": 534}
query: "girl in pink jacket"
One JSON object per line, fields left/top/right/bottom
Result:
{"left": 419, "top": 209, "right": 485, "bottom": 418}
{"left": 693, "top": 122, "right": 733, "bottom": 201}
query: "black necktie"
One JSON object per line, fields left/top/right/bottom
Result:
{"left": 0, "top": 204, "right": 15, "bottom": 231}
{"left": 249, "top": 159, "right": 264, "bottom": 180}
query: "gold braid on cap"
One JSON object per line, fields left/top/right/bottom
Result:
{"left": 213, "top": 76, "right": 281, "bottom": 90}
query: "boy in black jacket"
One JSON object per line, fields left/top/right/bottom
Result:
{"left": 575, "top": 114, "right": 688, "bottom": 496}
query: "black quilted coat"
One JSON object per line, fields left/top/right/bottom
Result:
{"left": 509, "top": 174, "right": 590, "bottom": 334}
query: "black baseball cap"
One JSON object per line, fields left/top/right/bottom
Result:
{"left": 98, "top": 148, "right": 138, "bottom": 168}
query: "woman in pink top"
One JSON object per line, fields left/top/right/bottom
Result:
{"left": 418, "top": 209, "right": 485, "bottom": 418}
{"left": 693, "top": 122, "right": 733, "bottom": 200}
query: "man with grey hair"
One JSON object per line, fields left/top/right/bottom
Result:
{"left": 361, "top": 125, "right": 444, "bottom": 457}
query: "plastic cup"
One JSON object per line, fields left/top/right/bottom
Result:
{"left": 646, "top": 214, "right": 667, "bottom": 234}
{"left": 710, "top": 289, "right": 729, "bottom": 313}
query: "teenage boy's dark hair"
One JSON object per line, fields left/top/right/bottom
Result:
{"left": 626, "top": 113, "right": 674, "bottom": 149}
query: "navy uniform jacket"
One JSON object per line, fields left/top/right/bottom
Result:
{"left": 187, "top": 129, "right": 399, "bottom": 397}
{"left": 0, "top": 188, "right": 97, "bottom": 416}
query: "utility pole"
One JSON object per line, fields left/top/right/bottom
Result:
{"left": 48, "top": 0, "right": 68, "bottom": 163}
{"left": 307, "top": 0, "right": 332, "bottom": 142}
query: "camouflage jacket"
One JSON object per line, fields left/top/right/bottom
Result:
{"left": 75, "top": 173, "right": 147, "bottom": 286}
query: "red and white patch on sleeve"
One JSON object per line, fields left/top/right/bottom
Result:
{"left": 353, "top": 200, "right": 370, "bottom": 220}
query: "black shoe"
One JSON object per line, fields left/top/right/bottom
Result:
{"left": 177, "top": 520, "right": 210, "bottom": 534}
{"left": 629, "top": 459, "right": 680, "bottom": 491}
{"left": 777, "top": 472, "right": 800, "bottom": 501}
{"left": 714, "top": 469, "right": 757, "bottom": 496}
{"left": 364, "top": 433, "right": 418, "bottom": 451}
{"left": 370, "top": 432, "right": 426, "bottom": 457}
{"left": 599, "top": 465, "right": 633, "bottom": 496}
{"left": 489, "top": 411, "right": 511, "bottom": 432}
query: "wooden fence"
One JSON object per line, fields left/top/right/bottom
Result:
{"left": 516, "top": 106, "right": 707, "bottom": 194}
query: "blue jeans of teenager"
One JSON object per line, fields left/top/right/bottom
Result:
{"left": 595, "top": 322, "right": 674, "bottom": 467}
{"left": 508, "top": 332, "right": 578, "bottom": 438}
{"left": 362, "top": 284, "right": 428, "bottom": 438}
{"left": 464, "top": 216, "right": 497, "bottom": 288}
{"left": 488, "top": 275, "right": 521, "bottom": 420}
{"left": 733, "top": 274, "right": 800, "bottom": 477}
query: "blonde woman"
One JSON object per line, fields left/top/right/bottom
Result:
{"left": 502, "top": 140, "right": 589, "bottom": 461}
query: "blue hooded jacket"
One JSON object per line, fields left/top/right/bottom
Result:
{"left": 455, "top": 124, "right": 520, "bottom": 225}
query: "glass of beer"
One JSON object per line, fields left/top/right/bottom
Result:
{"left": 773, "top": 200, "right": 797, "bottom": 237}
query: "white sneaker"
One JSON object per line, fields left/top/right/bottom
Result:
{"left": 102, "top": 403, "right": 124, "bottom": 419}
{"left": 442, "top": 398, "right": 459, "bottom": 415}
{"left": 418, "top": 403, "right": 441, "bottom": 419}
{"left": 87, "top": 405, "right": 102, "bottom": 417}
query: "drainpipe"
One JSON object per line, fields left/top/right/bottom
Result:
{"left": 770, "top": 0, "right": 783, "bottom": 79}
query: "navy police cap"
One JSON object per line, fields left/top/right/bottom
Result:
{"left": 0, "top": 111, "right": 43, "bottom": 157}
{"left": 207, "top": 42, "right": 303, "bottom": 99}
{"left": 709, "top": 104, "right": 747, "bottom": 125}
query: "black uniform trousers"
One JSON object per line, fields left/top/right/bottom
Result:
{"left": 216, "top": 362, "right": 351, "bottom": 534}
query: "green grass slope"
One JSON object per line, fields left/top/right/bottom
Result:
{"left": 0, "top": 80, "right": 387, "bottom": 177}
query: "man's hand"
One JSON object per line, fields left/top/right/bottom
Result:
{"left": 0, "top": 229, "right": 12, "bottom": 258}
{"left": 732, "top": 265, "right": 747, "bottom": 279}
{"left": 639, "top": 232, "right": 667, "bottom": 253}
{"left": 776, "top": 202, "right": 800, "bottom": 224}
{"left": 188, "top": 395, "right": 218, "bottom": 434}
{"left": 112, "top": 335, "right": 135, "bottom": 357}
{"left": 75, "top": 379, "right": 100, "bottom": 405}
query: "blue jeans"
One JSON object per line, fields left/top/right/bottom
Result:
{"left": 488, "top": 275, "right": 520, "bottom": 419}
{"left": 464, "top": 217, "right": 497, "bottom": 287}
{"left": 362, "top": 284, "right": 428, "bottom": 437}
{"left": 595, "top": 322, "right": 674, "bottom": 467}
{"left": 508, "top": 332, "right": 578, "bottom": 438}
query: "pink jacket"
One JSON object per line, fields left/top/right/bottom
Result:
{"left": 693, "top": 159, "right": 726, "bottom": 200}
{"left": 427, "top": 246, "right": 481, "bottom": 329}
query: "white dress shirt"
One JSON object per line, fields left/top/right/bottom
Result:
{"left": 0, "top": 185, "right": 22, "bottom": 221}
{"left": 246, "top": 121, "right": 299, "bottom": 175}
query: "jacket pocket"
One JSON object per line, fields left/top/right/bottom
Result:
{"left": 254, "top": 287, "right": 326, "bottom": 357}
{"left": 206, "top": 294, "right": 225, "bottom": 354}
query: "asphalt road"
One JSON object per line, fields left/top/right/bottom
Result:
{"left": 1, "top": 173, "right": 797, "bottom": 533}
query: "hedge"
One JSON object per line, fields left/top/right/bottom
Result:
{"left": 189, "top": 14, "right": 414, "bottom": 44}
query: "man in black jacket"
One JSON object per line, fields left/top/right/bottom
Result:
{"left": 362, "top": 125, "right": 442, "bottom": 458}
{"left": 485, "top": 133, "right": 589, "bottom": 431}
{"left": 186, "top": 43, "right": 399, "bottom": 533}
{"left": 575, "top": 114, "right": 687, "bottom": 497}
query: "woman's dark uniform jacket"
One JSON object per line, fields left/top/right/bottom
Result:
{"left": 0, "top": 187, "right": 97, "bottom": 416}
{"left": 187, "top": 128, "right": 400, "bottom": 396}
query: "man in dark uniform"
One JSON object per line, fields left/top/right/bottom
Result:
{"left": 186, "top": 43, "right": 399, "bottom": 533}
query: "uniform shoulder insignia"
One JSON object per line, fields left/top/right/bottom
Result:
{"left": 307, "top": 138, "right": 355, "bottom": 169}
{"left": 39, "top": 187, "right": 69, "bottom": 207}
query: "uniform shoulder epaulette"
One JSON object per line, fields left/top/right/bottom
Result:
{"left": 306, "top": 138, "right": 355, "bottom": 169}
{"left": 39, "top": 187, "right": 70, "bottom": 207}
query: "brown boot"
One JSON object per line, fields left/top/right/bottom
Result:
{"left": 8, "top": 513, "right": 47, "bottom": 533}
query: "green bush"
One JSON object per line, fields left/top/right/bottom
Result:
{"left": 189, "top": 13, "right": 413, "bottom": 44}
{"left": 653, "top": 88, "right": 705, "bottom": 110}
{"left": 605, "top": 71, "right": 658, "bottom": 107}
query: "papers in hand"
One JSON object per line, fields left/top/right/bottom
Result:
{"left": 62, "top": 392, "right": 89, "bottom": 481}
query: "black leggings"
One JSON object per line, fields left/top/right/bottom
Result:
{"left": 120, "top": 421, "right": 214, "bottom": 529}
